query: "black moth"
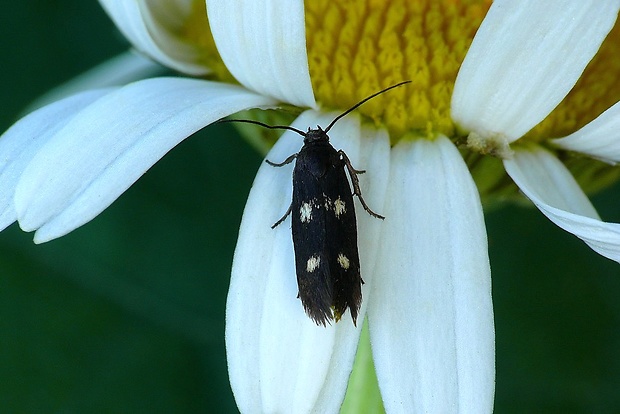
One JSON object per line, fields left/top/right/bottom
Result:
{"left": 226, "top": 81, "right": 410, "bottom": 326}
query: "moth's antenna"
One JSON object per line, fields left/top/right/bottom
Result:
{"left": 218, "top": 118, "right": 305, "bottom": 136}
{"left": 218, "top": 80, "right": 410, "bottom": 136}
{"left": 324, "top": 80, "right": 411, "bottom": 133}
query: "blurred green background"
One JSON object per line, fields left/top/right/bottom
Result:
{"left": 1, "top": 2, "right": 619, "bottom": 413}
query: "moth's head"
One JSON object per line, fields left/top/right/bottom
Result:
{"left": 303, "top": 125, "right": 329, "bottom": 144}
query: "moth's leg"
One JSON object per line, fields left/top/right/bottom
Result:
{"left": 266, "top": 153, "right": 296, "bottom": 227}
{"left": 339, "top": 150, "right": 385, "bottom": 220}
{"left": 271, "top": 201, "right": 293, "bottom": 229}
{"left": 349, "top": 165, "right": 366, "bottom": 174}
{"left": 266, "top": 153, "right": 297, "bottom": 167}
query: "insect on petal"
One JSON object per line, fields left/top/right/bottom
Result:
{"left": 227, "top": 111, "right": 371, "bottom": 413}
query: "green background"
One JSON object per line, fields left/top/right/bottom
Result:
{"left": 1, "top": 2, "right": 619, "bottom": 413}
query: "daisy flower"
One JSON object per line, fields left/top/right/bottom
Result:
{"left": 2, "top": 0, "right": 620, "bottom": 413}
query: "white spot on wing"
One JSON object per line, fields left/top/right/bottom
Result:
{"left": 306, "top": 255, "right": 321, "bottom": 272}
{"left": 334, "top": 197, "right": 346, "bottom": 217}
{"left": 323, "top": 194, "right": 332, "bottom": 210}
{"left": 300, "top": 202, "right": 313, "bottom": 223}
{"left": 337, "top": 253, "right": 350, "bottom": 270}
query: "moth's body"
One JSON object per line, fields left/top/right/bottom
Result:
{"left": 225, "top": 81, "right": 410, "bottom": 326}
{"left": 290, "top": 129, "right": 362, "bottom": 326}
{"left": 267, "top": 126, "right": 384, "bottom": 326}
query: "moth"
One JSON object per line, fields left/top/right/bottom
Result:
{"left": 226, "top": 81, "right": 410, "bottom": 326}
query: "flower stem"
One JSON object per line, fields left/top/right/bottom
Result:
{"left": 340, "top": 319, "right": 385, "bottom": 414}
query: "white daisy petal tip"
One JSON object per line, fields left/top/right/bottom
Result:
{"left": 505, "top": 147, "right": 620, "bottom": 263}
{"left": 99, "top": 0, "right": 209, "bottom": 76}
{"left": 0, "top": 89, "right": 115, "bottom": 237}
{"left": 14, "top": 78, "right": 278, "bottom": 244}
{"left": 552, "top": 101, "right": 620, "bottom": 165}
{"left": 227, "top": 110, "right": 390, "bottom": 413}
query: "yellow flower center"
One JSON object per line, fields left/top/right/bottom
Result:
{"left": 305, "top": 0, "right": 490, "bottom": 141}
{"left": 183, "top": 0, "right": 234, "bottom": 82}
{"left": 303, "top": 0, "right": 620, "bottom": 199}
{"left": 180, "top": 0, "right": 620, "bottom": 199}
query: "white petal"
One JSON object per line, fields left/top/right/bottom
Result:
{"left": 25, "top": 51, "right": 164, "bottom": 113}
{"left": 206, "top": 0, "right": 316, "bottom": 108}
{"left": 99, "top": 0, "right": 208, "bottom": 75}
{"left": 505, "top": 147, "right": 620, "bottom": 262}
{"left": 368, "top": 136, "right": 495, "bottom": 413}
{"left": 552, "top": 101, "right": 620, "bottom": 164}
{"left": 15, "top": 78, "right": 276, "bottom": 243}
{"left": 355, "top": 125, "right": 391, "bottom": 296}
{"left": 452, "top": 0, "right": 620, "bottom": 142}
{"left": 0, "top": 89, "right": 114, "bottom": 232}
{"left": 226, "top": 111, "right": 389, "bottom": 413}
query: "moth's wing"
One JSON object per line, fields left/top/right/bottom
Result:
{"left": 291, "top": 160, "right": 334, "bottom": 326}
{"left": 321, "top": 160, "right": 362, "bottom": 325}
{"left": 291, "top": 151, "right": 363, "bottom": 326}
